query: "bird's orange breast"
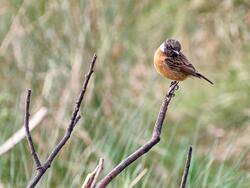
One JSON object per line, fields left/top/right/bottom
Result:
{"left": 154, "top": 48, "right": 187, "bottom": 81}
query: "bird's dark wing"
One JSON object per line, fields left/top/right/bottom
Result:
{"left": 164, "top": 52, "right": 197, "bottom": 76}
{"left": 164, "top": 52, "right": 214, "bottom": 84}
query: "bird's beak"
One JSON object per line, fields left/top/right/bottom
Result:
{"left": 173, "top": 50, "right": 179, "bottom": 55}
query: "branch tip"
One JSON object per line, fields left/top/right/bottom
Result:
{"left": 179, "top": 146, "right": 193, "bottom": 188}
{"left": 26, "top": 54, "right": 98, "bottom": 188}
{"left": 24, "top": 88, "right": 42, "bottom": 172}
{"left": 96, "top": 81, "right": 179, "bottom": 188}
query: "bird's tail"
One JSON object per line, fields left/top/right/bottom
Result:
{"left": 195, "top": 72, "right": 214, "bottom": 85}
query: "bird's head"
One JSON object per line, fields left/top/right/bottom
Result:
{"left": 160, "top": 39, "right": 181, "bottom": 57}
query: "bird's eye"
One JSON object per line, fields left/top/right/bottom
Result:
{"left": 171, "top": 50, "right": 179, "bottom": 57}
{"left": 171, "top": 52, "right": 177, "bottom": 57}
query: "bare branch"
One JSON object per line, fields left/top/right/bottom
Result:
{"left": 90, "top": 158, "right": 104, "bottom": 188}
{"left": 26, "top": 54, "right": 97, "bottom": 188}
{"left": 24, "top": 90, "right": 42, "bottom": 170}
{"left": 179, "top": 146, "right": 193, "bottom": 188}
{"left": 82, "top": 158, "right": 104, "bottom": 188}
{"left": 96, "top": 81, "right": 179, "bottom": 188}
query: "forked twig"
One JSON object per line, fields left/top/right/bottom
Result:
{"left": 90, "top": 158, "right": 105, "bottom": 188}
{"left": 96, "top": 81, "right": 179, "bottom": 188}
{"left": 179, "top": 146, "right": 193, "bottom": 188}
{"left": 82, "top": 158, "right": 104, "bottom": 188}
{"left": 25, "top": 90, "right": 42, "bottom": 170}
{"left": 26, "top": 54, "right": 97, "bottom": 188}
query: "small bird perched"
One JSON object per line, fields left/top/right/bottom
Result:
{"left": 154, "top": 39, "right": 213, "bottom": 85}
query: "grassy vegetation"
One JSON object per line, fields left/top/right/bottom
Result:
{"left": 0, "top": 0, "right": 250, "bottom": 187}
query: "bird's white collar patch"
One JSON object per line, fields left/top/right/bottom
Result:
{"left": 160, "top": 42, "right": 165, "bottom": 52}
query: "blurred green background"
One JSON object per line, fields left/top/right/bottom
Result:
{"left": 0, "top": 0, "right": 250, "bottom": 187}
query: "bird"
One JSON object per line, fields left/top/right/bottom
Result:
{"left": 154, "top": 39, "right": 213, "bottom": 85}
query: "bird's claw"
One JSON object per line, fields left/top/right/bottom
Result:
{"left": 169, "top": 81, "right": 179, "bottom": 97}
{"left": 170, "top": 81, "right": 177, "bottom": 86}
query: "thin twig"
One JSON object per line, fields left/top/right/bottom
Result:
{"left": 90, "top": 158, "right": 104, "bottom": 188}
{"left": 82, "top": 158, "right": 104, "bottom": 188}
{"left": 179, "top": 146, "right": 193, "bottom": 188}
{"left": 26, "top": 54, "right": 97, "bottom": 188}
{"left": 24, "top": 90, "right": 42, "bottom": 170}
{"left": 96, "top": 81, "right": 179, "bottom": 188}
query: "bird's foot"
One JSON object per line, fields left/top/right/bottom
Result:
{"left": 170, "top": 81, "right": 179, "bottom": 90}
{"left": 170, "top": 80, "right": 177, "bottom": 86}
{"left": 170, "top": 80, "right": 178, "bottom": 86}
{"left": 169, "top": 81, "right": 179, "bottom": 97}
